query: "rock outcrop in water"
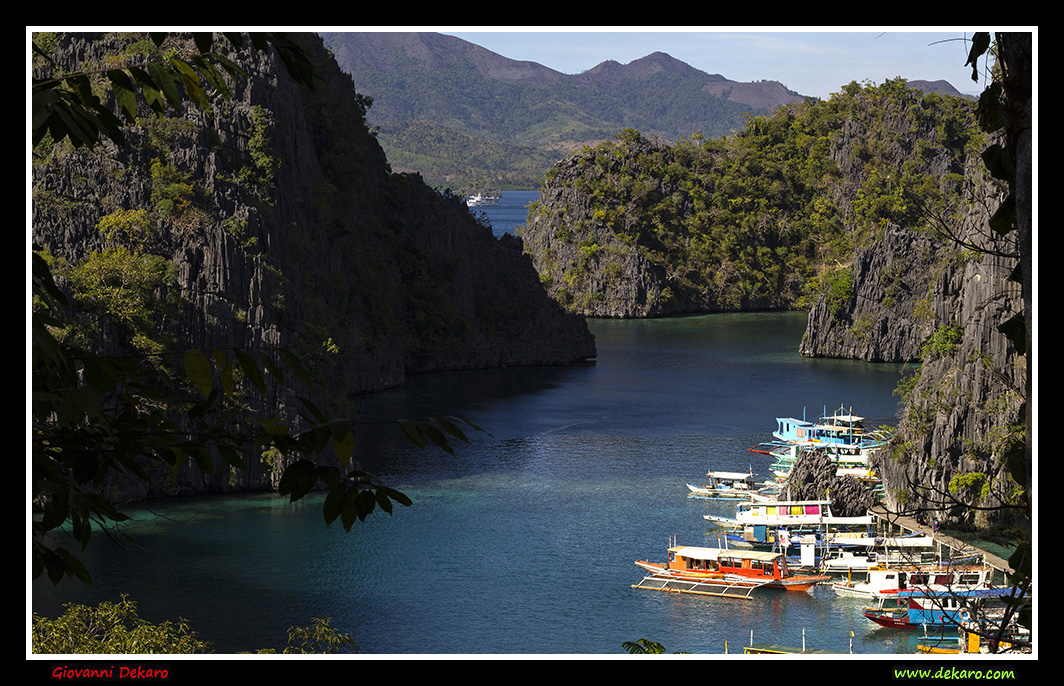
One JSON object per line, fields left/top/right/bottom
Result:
{"left": 780, "top": 450, "right": 877, "bottom": 519}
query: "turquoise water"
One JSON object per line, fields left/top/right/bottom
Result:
{"left": 33, "top": 311, "right": 931, "bottom": 656}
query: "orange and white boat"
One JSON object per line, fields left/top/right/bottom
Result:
{"left": 633, "top": 542, "right": 831, "bottom": 599}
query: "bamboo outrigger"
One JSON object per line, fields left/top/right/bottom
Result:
{"left": 633, "top": 539, "right": 830, "bottom": 599}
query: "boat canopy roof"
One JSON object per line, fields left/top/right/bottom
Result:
{"left": 777, "top": 417, "right": 812, "bottom": 426}
{"left": 897, "top": 588, "right": 1026, "bottom": 599}
{"left": 824, "top": 413, "right": 864, "bottom": 423}
{"left": 669, "top": 547, "right": 782, "bottom": 562}
{"left": 738, "top": 499, "right": 833, "bottom": 507}
{"left": 705, "top": 471, "right": 754, "bottom": 479}
{"left": 669, "top": 546, "right": 724, "bottom": 560}
{"left": 815, "top": 423, "right": 863, "bottom": 432}
{"left": 717, "top": 550, "right": 783, "bottom": 562}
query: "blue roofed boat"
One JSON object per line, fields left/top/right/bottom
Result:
{"left": 863, "top": 588, "right": 1028, "bottom": 629}
{"left": 772, "top": 405, "right": 885, "bottom": 451}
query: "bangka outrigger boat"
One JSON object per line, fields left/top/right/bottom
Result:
{"left": 863, "top": 588, "right": 1027, "bottom": 629}
{"left": 632, "top": 539, "right": 831, "bottom": 599}
{"left": 686, "top": 470, "right": 758, "bottom": 500}
{"left": 772, "top": 405, "right": 885, "bottom": 450}
{"left": 831, "top": 560, "right": 995, "bottom": 599}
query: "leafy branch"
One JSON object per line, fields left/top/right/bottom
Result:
{"left": 32, "top": 32, "right": 314, "bottom": 151}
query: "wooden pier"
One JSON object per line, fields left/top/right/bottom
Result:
{"left": 868, "top": 504, "right": 1014, "bottom": 577}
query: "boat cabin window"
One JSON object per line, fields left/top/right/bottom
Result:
{"left": 910, "top": 574, "right": 928, "bottom": 585}
{"left": 751, "top": 559, "right": 772, "bottom": 574}
{"left": 934, "top": 574, "right": 952, "bottom": 585}
{"left": 958, "top": 573, "right": 981, "bottom": 585}
{"left": 686, "top": 558, "right": 715, "bottom": 571}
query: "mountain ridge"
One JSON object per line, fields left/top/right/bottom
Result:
{"left": 319, "top": 32, "right": 811, "bottom": 188}
{"left": 319, "top": 32, "right": 971, "bottom": 190}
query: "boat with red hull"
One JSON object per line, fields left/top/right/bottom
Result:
{"left": 863, "top": 588, "right": 1027, "bottom": 629}
{"left": 633, "top": 543, "right": 830, "bottom": 599}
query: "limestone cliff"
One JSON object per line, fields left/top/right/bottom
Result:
{"left": 31, "top": 32, "right": 595, "bottom": 494}
{"left": 863, "top": 168, "right": 1025, "bottom": 535}
{"left": 801, "top": 133, "right": 1027, "bottom": 535}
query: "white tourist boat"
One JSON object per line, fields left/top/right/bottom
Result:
{"left": 819, "top": 536, "right": 936, "bottom": 573}
{"left": 703, "top": 499, "right": 872, "bottom": 528}
{"left": 465, "top": 192, "right": 499, "bottom": 207}
{"left": 686, "top": 470, "right": 758, "bottom": 499}
{"left": 831, "top": 562, "right": 995, "bottom": 599}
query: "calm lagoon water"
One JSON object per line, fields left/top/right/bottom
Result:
{"left": 469, "top": 189, "right": 540, "bottom": 239}
{"left": 33, "top": 307, "right": 925, "bottom": 657}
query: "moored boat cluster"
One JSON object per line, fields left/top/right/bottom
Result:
{"left": 633, "top": 406, "right": 1032, "bottom": 654}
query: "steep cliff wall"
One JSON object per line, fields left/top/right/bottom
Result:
{"left": 519, "top": 135, "right": 685, "bottom": 318}
{"left": 31, "top": 32, "right": 595, "bottom": 494}
{"left": 863, "top": 159, "right": 1025, "bottom": 532}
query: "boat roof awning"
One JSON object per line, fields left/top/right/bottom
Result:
{"left": 777, "top": 417, "right": 813, "bottom": 426}
{"left": 822, "top": 516, "right": 874, "bottom": 525}
{"left": 897, "top": 588, "right": 1028, "bottom": 599}
{"left": 716, "top": 550, "right": 782, "bottom": 561}
{"left": 706, "top": 471, "right": 754, "bottom": 479}
{"left": 670, "top": 546, "right": 724, "bottom": 560}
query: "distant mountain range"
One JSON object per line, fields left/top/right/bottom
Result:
{"left": 318, "top": 32, "right": 969, "bottom": 190}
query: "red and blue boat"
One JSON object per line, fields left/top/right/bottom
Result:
{"left": 863, "top": 588, "right": 1028, "bottom": 629}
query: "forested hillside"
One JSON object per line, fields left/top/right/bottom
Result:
{"left": 521, "top": 78, "right": 979, "bottom": 318}
{"left": 319, "top": 32, "right": 807, "bottom": 190}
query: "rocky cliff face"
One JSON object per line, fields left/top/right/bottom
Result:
{"left": 868, "top": 179, "right": 1024, "bottom": 532}
{"left": 798, "top": 224, "right": 942, "bottom": 362}
{"left": 520, "top": 136, "right": 683, "bottom": 318}
{"left": 32, "top": 32, "right": 595, "bottom": 493}
{"left": 800, "top": 136, "right": 1025, "bottom": 532}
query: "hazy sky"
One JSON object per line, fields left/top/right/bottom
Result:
{"left": 426, "top": 27, "right": 1015, "bottom": 100}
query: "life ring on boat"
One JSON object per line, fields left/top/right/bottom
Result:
{"left": 959, "top": 609, "right": 972, "bottom": 623}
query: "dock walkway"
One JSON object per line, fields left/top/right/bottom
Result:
{"left": 868, "top": 505, "right": 1013, "bottom": 576}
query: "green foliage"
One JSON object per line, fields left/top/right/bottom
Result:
{"left": 823, "top": 268, "right": 853, "bottom": 320}
{"left": 948, "top": 471, "right": 990, "bottom": 499}
{"left": 32, "top": 596, "right": 357, "bottom": 654}
{"left": 237, "top": 104, "right": 280, "bottom": 201}
{"left": 921, "top": 322, "right": 964, "bottom": 359}
{"left": 533, "top": 78, "right": 979, "bottom": 314}
{"left": 257, "top": 617, "right": 358, "bottom": 654}
{"left": 32, "top": 596, "right": 212, "bottom": 654}
{"left": 149, "top": 157, "right": 195, "bottom": 217}
{"left": 95, "top": 208, "right": 153, "bottom": 245}
{"left": 622, "top": 638, "right": 667, "bottom": 654}
{"left": 63, "top": 245, "right": 180, "bottom": 357}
